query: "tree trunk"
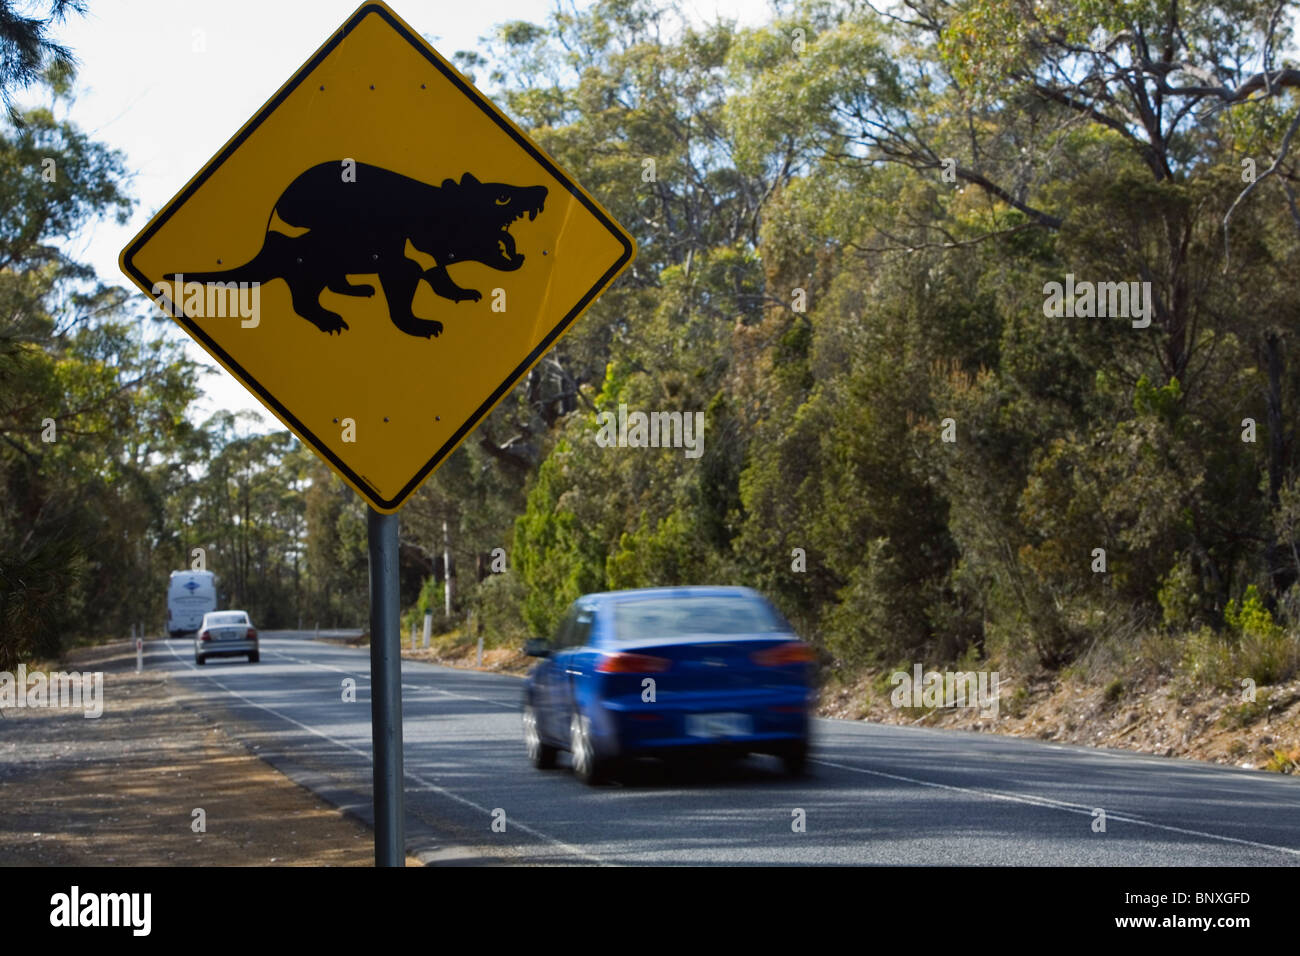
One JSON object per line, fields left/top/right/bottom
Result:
{"left": 1265, "top": 331, "right": 1293, "bottom": 601}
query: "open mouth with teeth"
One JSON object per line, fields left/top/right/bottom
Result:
{"left": 494, "top": 195, "right": 546, "bottom": 269}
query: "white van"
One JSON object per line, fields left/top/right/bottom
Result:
{"left": 167, "top": 570, "right": 218, "bottom": 637}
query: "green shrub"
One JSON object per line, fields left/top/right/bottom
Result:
{"left": 1265, "top": 748, "right": 1300, "bottom": 774}
{"left": 1238, "top": 629, "right": 1300, "bottom": 686}
{"left": 1182, "top": 622, "right": 1299, "bottom": 690}
{"left": 403, "top": 576, "right": 449, "bottom": 636}
{"left": 1181, "top": 627, "right": 1236, "bottom": 690}
{"left": 1224, "top": 585, "right": 1281, "bottom": 640}
{"left": 469, "top": 571, "right": 530, "bottom": 648}
{"left": 1219, "top": 698, "right": 1269, "bottom": 729}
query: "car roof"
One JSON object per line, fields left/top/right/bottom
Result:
{"left": 579, "top": 586, "right": 762, "bottom": 605}
{"left": 204, "top": 610, "right": 248, "bottom": 617}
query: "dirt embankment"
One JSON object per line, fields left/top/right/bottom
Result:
{"left": 820, "top": 667, "right": 1300, "bottom": 773}
{"left": 0, "top": 641, "right": 419, "bottom": 866}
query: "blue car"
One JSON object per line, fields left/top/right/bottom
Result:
{"left": 521, "top": 586, "right": 816, "bottom": 784}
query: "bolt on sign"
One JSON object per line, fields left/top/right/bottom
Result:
{"left": 119, "top": 0, "right": 635, "bottom": 512}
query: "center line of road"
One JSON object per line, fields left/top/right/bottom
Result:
{"left": 813, "top": 757, "right": 1300, "bottom": 858}
{"left": 162, "top": 640, "right": 607, "bottom": 865}
{"left": 265, "top": 646, "right": 519, "bottom": 711}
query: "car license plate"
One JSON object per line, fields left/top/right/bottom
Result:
{"left": 218, "top": 629, "right": 241, "bottom": 640}
{"left": 686, "top": 713, "right": 752, "bottom": 738}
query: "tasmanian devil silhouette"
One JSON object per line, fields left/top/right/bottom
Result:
{"left": 166, "top": 161, "right": 547, "bottom": 339}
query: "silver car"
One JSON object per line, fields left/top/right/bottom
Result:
{"left": 195, "top": 610, "right": 260, "bottom": 665}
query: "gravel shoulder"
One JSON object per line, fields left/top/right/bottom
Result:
{"left": 0, "top": 640, "right": 419, "bottom": 866}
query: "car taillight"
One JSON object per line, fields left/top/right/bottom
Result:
{"left": 751, "top": 642, "right": 815, "bottom": 666}
{"left": 247, "top": 628, "right": 257, "bottom": 640}
{"left": 596, "top": 652, "right": 671, "bottom": 674}
{"left": 199, "top": 630, "right": 211, "bottom": 642}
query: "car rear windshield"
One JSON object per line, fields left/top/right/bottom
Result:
{"left": 612, "top": 594, "right": 788, "bottom": 640}
{"left": 207, "top": 613, "right": 249, "bottom": 626}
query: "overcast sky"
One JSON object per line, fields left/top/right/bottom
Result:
{"left": 27, "top": 0, "right": 777, "bottom": 429}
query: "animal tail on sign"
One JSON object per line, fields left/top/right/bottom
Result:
{"left": 163, "top": 232, "right": 340, "bottom": 329}
{"left": 167, "top": 232, "right": 290, "bottom": 286}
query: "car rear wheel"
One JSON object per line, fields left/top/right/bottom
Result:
{"left": 248, "top": 651, "right": 260, "bottom": 663}
{"left": 570, "top": 712, "right": 606, "bottom": 785}
{"left": 523, "top": 704, "right": 557, "bottom": 769}
{"left": 195, "top": 654, "right": 205, "bottom": 666}
{"left": 782, "top": 743, "right": 808, "bottom": 777}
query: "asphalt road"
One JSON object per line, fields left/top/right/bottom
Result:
{"left": 153, "top": 631, "right": 1300, "bottom": 865}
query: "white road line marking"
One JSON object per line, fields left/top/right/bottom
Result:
{"left": 163, "top": 640, "right": 605, "bottom": 865}
{"left": 265, "top": 645, "right": 518, "bottom": 711}
{"left": 812, "top": 757, "right": 1300, "bottom": 857}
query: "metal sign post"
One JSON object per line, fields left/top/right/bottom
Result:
{"left": 367, "top": 507, "right": 405, "bottom": 866}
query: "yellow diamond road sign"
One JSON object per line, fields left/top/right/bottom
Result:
{"left": 120, "top": 1, "right": 634, "bottom": 513}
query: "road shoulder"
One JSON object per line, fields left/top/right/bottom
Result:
{"left": 0, "top": 640, "right": 420, "bottom": 866}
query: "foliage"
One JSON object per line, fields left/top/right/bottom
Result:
{"left": 9, "top": 0, "right": 1300, "bottom": 688}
